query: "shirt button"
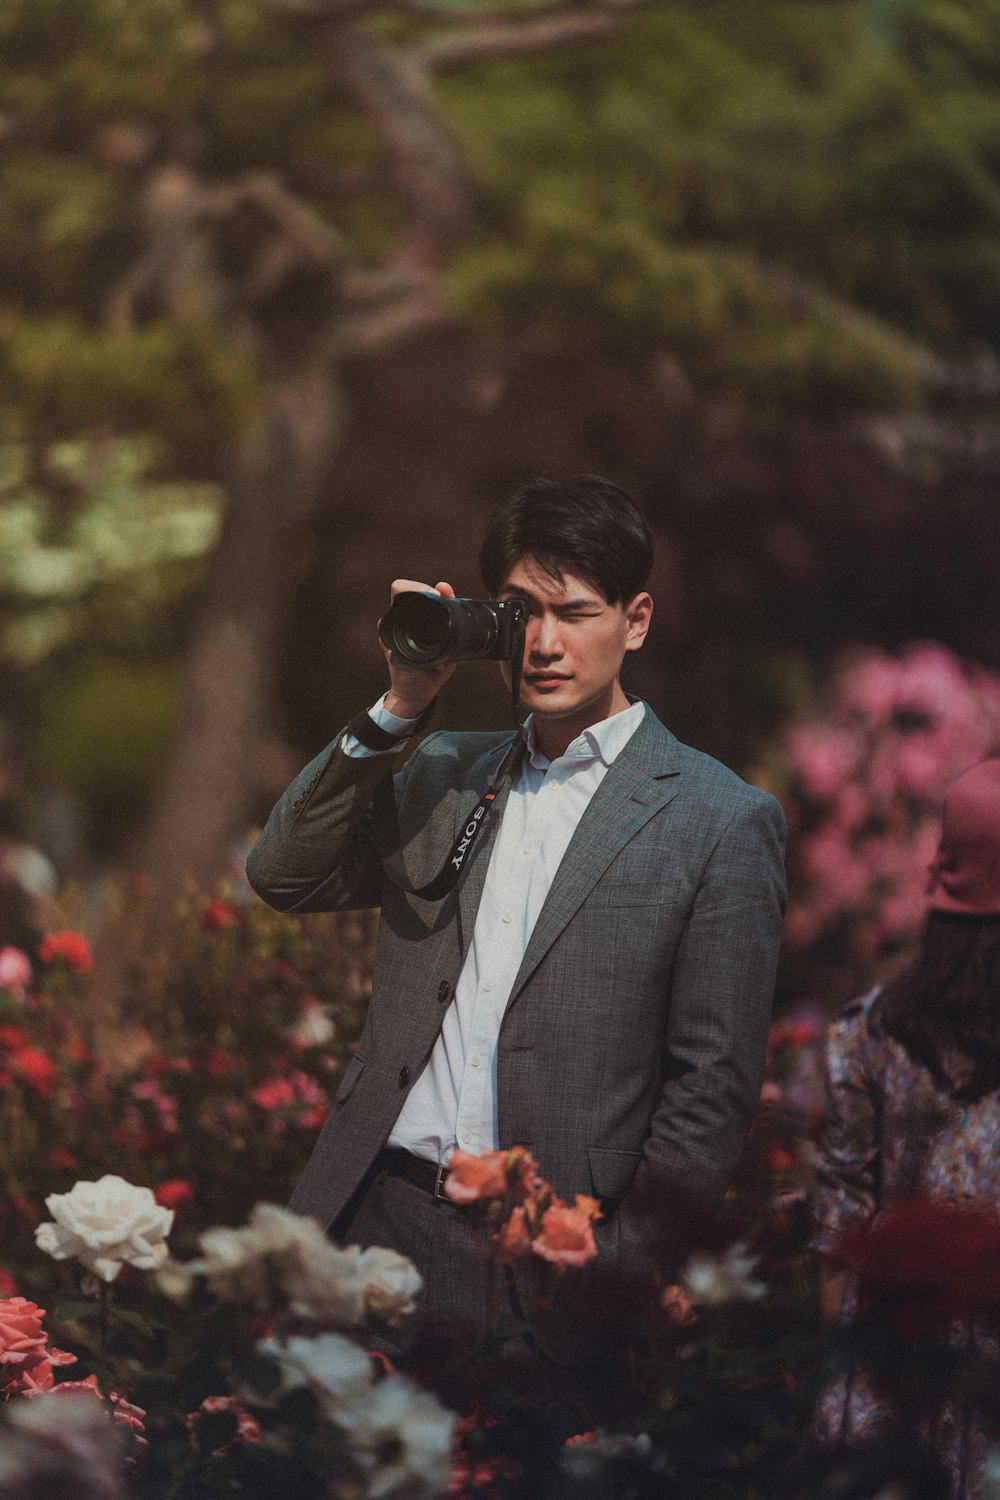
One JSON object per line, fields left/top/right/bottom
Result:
{"left": 461, "top": 1131, "right": 472, "bottom": 1145}
{"left": 482, "top": 979, "right": 494, "bottom": 992}
{"left": 397, "top": 1066, "right": 411, "bottom": 1088}
{"left": 471, "top": 1053, "right": 481, "bottom": 1067}
{"left": 522, "top": 841, "right": 534, "bottom": 855}
{"left": 502, "top": 912, "right": 513, "bottom": 924}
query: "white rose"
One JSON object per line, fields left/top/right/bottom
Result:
{"left": 256, "top": 1332, "right": 373, "bottom": 1420}
{"left": 280, "top": 1231, "right": 368, "bottom": 1328}
{"left": 189, "top": 1204, "right": 368, "bottom": 1326}
{"left": 288, "top": 1002, "right": 336, "bottom": 1050}
{"left": 681, "top": 1242, "right": 766, "bottom": 1308}
{"left": 348, "top": 1373, "right": 455, "bottom": 1498}
{"left": 34, "top": 1175, "right": 174, "bottom": 1284}
{"left": 351, "top": 1246, "right": 423, "bottom": 1323}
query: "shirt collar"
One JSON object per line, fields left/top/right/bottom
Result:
{"left": 523, "top": 699, "right": 646, "bottom": 771}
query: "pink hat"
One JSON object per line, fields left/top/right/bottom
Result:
{"left": 927, "top": 759, "right": 1000, "bottom": 915}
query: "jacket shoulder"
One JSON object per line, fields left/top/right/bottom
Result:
{"left": 674, "top": 739, "right": 785, "bottom": 825}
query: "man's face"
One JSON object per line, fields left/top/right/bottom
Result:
{"left": 497, "top": 555, "right": 652, "bottom": 731}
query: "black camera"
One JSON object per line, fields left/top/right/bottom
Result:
{"left": 378, "top": 593, "right": 527, "bottom": 669}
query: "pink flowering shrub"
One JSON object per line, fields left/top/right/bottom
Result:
{"left": 771, "top": 642, "right": 1000, "bottom": 990}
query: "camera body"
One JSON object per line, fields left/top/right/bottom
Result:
{"left": 378, "top": 592, "right": 527, "bottom": 669}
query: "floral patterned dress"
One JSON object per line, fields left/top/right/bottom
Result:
{"left": 812, "top": 989, "right": 1000, "bottom": 1499}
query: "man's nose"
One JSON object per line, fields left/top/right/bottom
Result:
{"left": 528, "top": 614, "right": 562, "bottom": 658}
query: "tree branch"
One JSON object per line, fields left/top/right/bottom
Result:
{"left": 412, "top": 0, "right": 653, "bottom": 73}
{"left": 320, "top": 24, "right": 472, "bottom": 273}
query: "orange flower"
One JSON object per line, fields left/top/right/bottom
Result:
{"left": 531, "top": 1195, "right": 602, "bottom": 1270}
{"left": 504, "top": 1146, "right": 541, "bottom": 1202}
{"left": 444, "top": 1146, "right": 540, "bottom": 1205}
{"left": 443, "top": 1150, "right": 510, "bottom": 1204}
{"left": 495, "top": 1206, "right": 533, "bottom": 1265}
{"left": 659, "top": 1284, "right": 699, "bottom": 1326}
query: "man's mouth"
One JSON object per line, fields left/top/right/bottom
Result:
{"left": 525, "top": 673, "right": 570, "bottom": 687}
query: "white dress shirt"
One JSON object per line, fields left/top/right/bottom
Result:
{"left": 344, "top": 694, "right": 646, "bottom": 1163}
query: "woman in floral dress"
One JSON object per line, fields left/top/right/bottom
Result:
{"left": 813, "top": 759, "right": 1000, "bottom": 1500}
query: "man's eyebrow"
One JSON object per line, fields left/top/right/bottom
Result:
{"left": 498, "top": 587, "right": 601, "bottom": 609}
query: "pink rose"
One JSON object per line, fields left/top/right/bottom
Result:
{"left": 0, "top": 947, "right": 31, "bottom": 994}
{"left": 0, "top": 1297, "right": 75, "bottom": 1397}
{"left": 51, "top": 1374, "right": 147, "bottom": 1446}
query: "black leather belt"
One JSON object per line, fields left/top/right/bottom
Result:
{"left": 375, "top": 1148, "right": 454, "bottom": 1202}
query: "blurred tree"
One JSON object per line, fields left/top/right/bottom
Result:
{"left": 1, "top": 0, "right": 998, "bottom": 933}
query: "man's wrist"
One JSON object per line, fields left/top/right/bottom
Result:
{"left": 384, "top": 689, "right": 436, "bottom": 720}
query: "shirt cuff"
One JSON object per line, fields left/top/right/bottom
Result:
{"left": 342, "top": 694, "right": 423, "bottom": 758}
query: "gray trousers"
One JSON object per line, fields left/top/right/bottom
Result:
{"left": 335, "top": 1162, "right": 528, "bottom": 1363}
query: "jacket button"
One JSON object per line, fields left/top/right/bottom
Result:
{"left": 398, "top": 1066, "right": 411, "bottom": 1088}
{"left": 437, "top": 981, "right": 450, "bottom": 1003}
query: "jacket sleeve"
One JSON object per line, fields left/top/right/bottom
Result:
{"left": 617, "top": 790, "right": 787, "bottom": 1263}
{"left": 245, "top": 730, "right": 428, "bottom": 914}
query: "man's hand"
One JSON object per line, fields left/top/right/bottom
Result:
{"left": 381, "top": 579, "right": 458, "bottom": 718}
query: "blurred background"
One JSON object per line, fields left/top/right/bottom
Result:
{"left": 3, "top": 0, "right": 1000, "bottom": 1009}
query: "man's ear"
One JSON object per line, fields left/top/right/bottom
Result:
{"left": 624, "top": 592, "right": 653, "bottom": 652}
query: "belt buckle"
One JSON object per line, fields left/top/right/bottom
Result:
{"left": 432, "top": 1161, "right": 447, "bottom": 1201}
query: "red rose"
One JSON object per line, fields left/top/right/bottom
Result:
{"left": 154, "top": 1179, "right": 195, "bottom": 1211}
{"left": 37, "top": 930, "right": 93, "bottom": 972}
{"left": 201, "top": 899, "right": 238, "bottom": 930}
{"left": 12, "top": 1045, "right": 59, "bottom": 1096}
{"left": 187, "top": 1395, "right": 262, "bottom": 1457}
{"left": 769, "top": 1143, "right": 796, "bottom": 1173}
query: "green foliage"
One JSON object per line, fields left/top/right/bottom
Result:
{"left": 455, "top": 206, "right": 924, "bottom": 413}
{"left": 0, "top": 319, "right": 251, "bottom": 469}
{"left": 448, "top": 1, "right": 1000, "bottom": 363}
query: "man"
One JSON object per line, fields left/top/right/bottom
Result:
{"left": 246, "top": 475, "right": 786, "bottom": 1349}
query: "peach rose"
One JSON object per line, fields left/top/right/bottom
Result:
{"left": 443, "top": 1146, "right": 540, "bottom": 1205}
{"left": 443, "top": 1150, "right": 510, "bottom": 1204}
{"left": 531, "top": 1195, "right": 601, "bottom": 1270}
{"left": 495, "top": 1206, "right": 533, "bottom": 1266}
{"left": 659, "top": 1284, "right": 699, "bottom": 1326}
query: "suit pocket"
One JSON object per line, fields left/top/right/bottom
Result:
{"left": 335, "top": 1052, "right": 366, "bottom": 1104}
{"left": 583, "top": 881, "right": 668, "bottom": 909}
{"left": 587, "top": 1146, "right": 642, "bottom": 1202}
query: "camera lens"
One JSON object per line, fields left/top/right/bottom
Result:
{"left": 385, "top": 594, "right": 453, "bottom": 665}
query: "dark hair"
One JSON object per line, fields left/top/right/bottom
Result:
{"left": 479, "top": 475, "right": 653, "bottom": 605}
{"left": 871, "top": 910, "right": 1000, "bottom": 1100}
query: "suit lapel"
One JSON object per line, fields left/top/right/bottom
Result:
{"left": 504, "top": 709, "right": 682, "bottom": 1008}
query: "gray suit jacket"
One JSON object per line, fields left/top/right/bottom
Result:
{"left": 246, "top": 706, "right": 786, "bottom": 1266}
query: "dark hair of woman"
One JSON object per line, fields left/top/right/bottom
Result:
{"left": 870, "top": 910, "right": 1000, "bottom": 1100}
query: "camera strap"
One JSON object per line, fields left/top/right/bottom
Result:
{"left": 373, "top": 729, "right": 525, "bottom": 902}
{"left": 366, "top": 600, "right": 529, "bottom": 901}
